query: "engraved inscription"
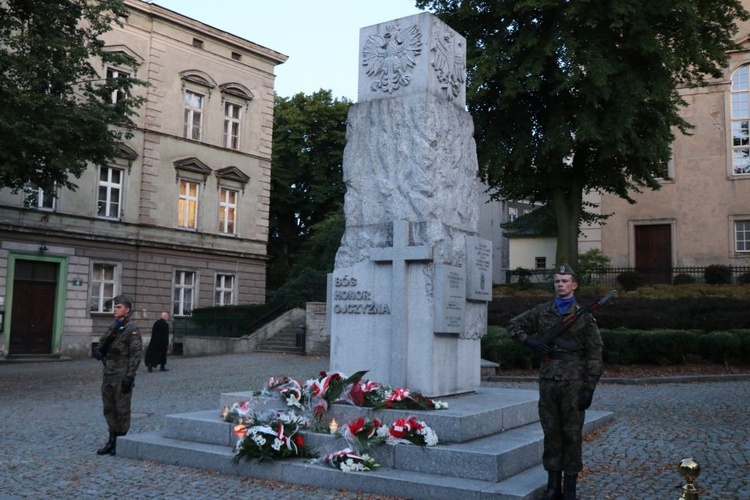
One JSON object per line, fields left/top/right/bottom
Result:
{"left": 332, "top": 275, "right": 390, "bottom": 315}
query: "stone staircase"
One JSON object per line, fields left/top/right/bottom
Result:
{"left": 255, "top": 325, "right": 304, "bottom": 354}
{"left": 118, "top": 388, "right": 614, "bottom": 499}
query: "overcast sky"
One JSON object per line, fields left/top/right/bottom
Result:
{"left": 152, "top": 1, "right": 426, "bottom": 101}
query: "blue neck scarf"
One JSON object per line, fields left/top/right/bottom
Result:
{"left": 555, "top": 296, "right": 575, "bottom": 314}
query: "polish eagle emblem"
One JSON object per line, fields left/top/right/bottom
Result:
{"left": 431, "top": 25, "right": 465, "bottom": 100}
{"left": 362, "top": 23, "right": 422, "bottom": 93}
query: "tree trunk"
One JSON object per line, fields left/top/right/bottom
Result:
{"left": 551, "top": 185, "right": 582, "bottom": 268}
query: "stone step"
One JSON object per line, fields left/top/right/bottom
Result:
{"left": 118, "top": 387, "right": 614, "bottom": 498}
{"left": 217, "top": 387, "right": 541, "bottom": 443}
{"left": 117, "top": 431, "right": 550, "bottom": 500}
{"left": 255, "top": 328, "right": 304, "bottom": 354}
{"left": 155, "top": 405, "right": 611, "bottom": 484}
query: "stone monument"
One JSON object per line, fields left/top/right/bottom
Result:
{"left": 328, "top": 12, "right": 492, "bottom": 397}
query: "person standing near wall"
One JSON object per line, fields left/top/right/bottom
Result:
{"left": 145, "top": 311, "right": 170, "bottom": 372}
{"left": 92, "top": 294, "right": 142, "bottom": 456}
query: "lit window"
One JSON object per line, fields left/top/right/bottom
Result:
{"left": 106, "top": 67, "right": 129, "bottom": 103}
{"left": 219, "top": 188, "right": 238, "bottom": 234}
{"left": 736, "top": 220, "right": 750, "bottom": 252}
{"left": 91, "top": 263, "right": 118, "bottom": 313}
{"left": 730, "top": 65, "right": 750, "bottom": 175}
{"left": 214, "top": 274, "right": 235, "bottom": 306}
{"left": 178, "top": 180, "right": 199, "bottom": 229}
{"left": 24, "top": 183, "right": 57, "bottom": 210}
{"left": 97, "top": 166, "right": 123, "bottom": 219}
{"left": 223, "top": 102, "right": 242, "bottom": 150}
{"left": 184, "top": 90, "right": 203, "bottom": 140}
{"left": 173, "top": 270, "right": 195, "bottom": 316}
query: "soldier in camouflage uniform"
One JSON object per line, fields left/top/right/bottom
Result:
{"left": 92, "top": 294, "right": 142, "bottom": 456}
{"left": 507, "top": 265, "right": 603, "bottom": 500}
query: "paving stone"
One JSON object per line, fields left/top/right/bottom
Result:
{"left": 0, "top": 353, "right": 747, "bottom": 499}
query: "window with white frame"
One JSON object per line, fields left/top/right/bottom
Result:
{"left": 90, "top": 263, "right": 119, "bottom": 313}
{"left": 97, "top": 166, "right": 123, "bottom": 218}
{"left": 24, "top": 183, "right": 57, "bottom": 210}
{"left": 173, "top": 270, "right": 196, "bottom": 316}
{"left": 184, "top": 89, "right": 204, "bottom": 141}
{"left": 214, "top": 274, "right": 235, "bottom": 306}
{"left": 731, "top": 65, "right": 750, "bottom": 175}
{"left": 106, "top": 67, "right": 129, "bottom": 103}
{"left": 223, "top": 101, "right": 242, "bottom": 150}
{"left": 218, "top": 187, "right": 238, "bottom": 234}
{"left": 736, "top": 220, "right": 750, "bottom": 252}
{"left": 178, "top": 179, "right": 199, "bottom": 229}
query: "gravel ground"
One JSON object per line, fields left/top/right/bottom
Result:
{"left": 0, "top": 353, "right": 747, "bottom": 499}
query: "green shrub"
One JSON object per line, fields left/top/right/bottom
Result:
{"left": 578, "top": 249, "right": 611, "bottom": 285}
{"left": 516, "top": 267, "right": 532, "bottom": 289}
{"left": 738, "top": 272, "right": 750, "bottom": 285}
{"left": 672, "top": 273, "right": 696, "bottom": 285}
{"left": 480, "top": 326, "right": 534, "bottom": 370}
{"left": 704, "top": 264, "right": 732, "bottom": 285}
{"left": 616, "top": 271, "right": 643, "bottom": 291}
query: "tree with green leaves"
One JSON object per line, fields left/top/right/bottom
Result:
{"left": 0, "top": 0, "right": 145, "bottom": 193}
{"left": 417, "top": 0, "right": 748, "bottom": 266}
{"left": 268, "top": 90, "right": 351, "bottom": 292}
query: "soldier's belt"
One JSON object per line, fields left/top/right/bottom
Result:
{"left": 548, "top": 351, "right": 584, "bottom": 362}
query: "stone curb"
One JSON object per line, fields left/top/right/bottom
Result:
{"left": 484, "top": 373, "right": 750, "bottom": 385}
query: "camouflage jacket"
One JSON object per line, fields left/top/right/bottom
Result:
{"left": 507, "top": 299, "right": 603, "bottom": 387}
{"left": 99, "top": 318, "right": 142, "bottom": 379}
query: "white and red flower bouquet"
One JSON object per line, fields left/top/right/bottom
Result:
{"left": 387, "top": 416, "right": 439, "bottom": 447}
{"left": 338, "top": 416, "right": 388, "bottom": 451}
{"left": 232, "top": 411, "right": 314, "bottom": 464}
{"left": 314, "top": 447, "right": 380, "bottom": 472}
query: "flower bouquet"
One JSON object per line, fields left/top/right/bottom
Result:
{"left": 232, "top": 414, "right": 314, "bottom": 464}
{"left": 315, "top": 447, "right": 380, "bottom": 472}
{"left": 387, "top": 416, "right": 439, "bottom": 447}
{"left": 307, "top": 370, "right": 369, "bottom": 419}
{"left": 339, "top": 416, "right": 388, "bottom": 451}
{"left": 367, "top": 386, "right": 449, "bottom": 411}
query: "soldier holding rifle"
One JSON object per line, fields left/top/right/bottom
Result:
{"left": 91, "top": 294, "right": 142, "bottom": 456}
{"left": 507, "top": 265, "right": 608, "bottom": 500}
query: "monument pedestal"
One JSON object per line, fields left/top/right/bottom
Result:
{"left": 118, "top": 387, "right": 614, "bottom": 499}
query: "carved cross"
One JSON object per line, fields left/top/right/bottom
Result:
{"left": 370, "top": 220, "right": 433, "bottom": 387}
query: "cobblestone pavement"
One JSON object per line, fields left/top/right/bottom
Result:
{"left": 0, "top": 353, "right": 747, "bottom": 499}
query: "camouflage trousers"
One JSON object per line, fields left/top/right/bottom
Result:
{"left": 101, "top": 376, "right": 133, "bottom": 435}
{"left": 538, "top": 378, "right": 585, "bottom": 474}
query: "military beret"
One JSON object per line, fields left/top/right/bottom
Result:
{"left": 555, "top": 264, "right": 576, "bottom": 276}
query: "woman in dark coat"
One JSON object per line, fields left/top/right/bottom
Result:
{"left": 145, "top": 312, "right": 170, "bottom": 372}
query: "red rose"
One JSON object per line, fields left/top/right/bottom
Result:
{"left": 294, "top": 434, "right": 305, "bottom": 446}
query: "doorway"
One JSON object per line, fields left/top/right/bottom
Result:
{"left": 634, "top": 224, "right": 673, "bottom": 284}
{"left": 9, "top": 260, "right": 59, "bottom": 355}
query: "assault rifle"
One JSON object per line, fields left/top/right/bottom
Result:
{"left": 93, "top": 321, "right": 121, "bottom": 366}
{"left": 541, "top": 289, "right": 617, "bottom": 351}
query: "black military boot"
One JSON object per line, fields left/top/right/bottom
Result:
{"left": 540, "top": 470, "right": 562, "bottom": 500}
{"left": 562, "top": 473, "right": 578, "bottom": 500}
{"left": 96, "top": 432, "right": 116, "bottom": 456}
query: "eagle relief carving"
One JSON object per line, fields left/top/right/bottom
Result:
{"left": 362, "top": 23, "right": 422, "bottom": 93}
{"left": 431, "top": 23, "right": 465, "bottom": 100}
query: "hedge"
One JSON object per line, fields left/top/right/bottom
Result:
{"left": 488, "top": 296, "right": 750, "bottom": 332}
{"left": 481, "top": 327, "right": 750, "bottom": 370}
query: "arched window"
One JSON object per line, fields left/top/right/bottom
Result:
{"left": 730, "top": 64, "right": 750, "bottom": 175}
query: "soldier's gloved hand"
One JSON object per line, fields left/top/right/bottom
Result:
{"left": 121, "top": 376, "right": 134, "bottom": 394}
{"left": 92, "top": 347, "right": 104, "bottom": 361}
{"left": 524, "top": 337, "right": 551, "bottom": 354}
{"left": 578, "top": 387, "right": 595, "bottom": 411}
